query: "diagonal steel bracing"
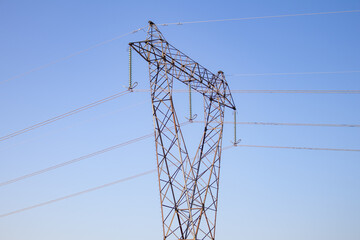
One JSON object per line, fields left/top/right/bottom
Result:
{"left": 129, "top": 21, "right": 236, "bottom": 240}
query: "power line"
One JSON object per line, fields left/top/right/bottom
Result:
{"left": 1, "top": 141, "right": 357, "bottom": 218}
{"left": 0, "top": 145, "right": 235, "bottom": 218}
{"left": 230, "top": 121, "right": 360, "bottom": 128}
{"left": 134, "top": 89, "right": 360, "bottom": 94}
{"left": 0, "top": 134, "right": 151, "bottom": 187}
{"left": 0, "top": 169, "right": 156, "bottom": 218}
{"left": 231, "top": 90, "right": 360, "bottom": 94}
{"left": 0, "top": 99, "right": 148, "bottom": 152}
{"left": 3, "top": 142, "right": 359, "bottom": 218}
{"left": 0, "top": 27, "right": 145, "bottom": 85}
{"left": 0, "top": 121, "right": 191, "bottom": 187}
{"left": 228, "top": 70, "right": 360, "bottom": 77}
{"left": 4, "top": 116, "right": 357, "bottom": 188}
{"left": 0, "top": 90, "right": 131, "bottom": 143}
{"left": 159, "top": 10, "right": 360, "bottom": 26}
{"left": 3, "top": 10, "right": 359, "bottom": 85}
{"left": 235, "top": 144, "right": 360, "bottom": 152}
{"left": 193, "top": 121, "right": 360, "bottom": 128}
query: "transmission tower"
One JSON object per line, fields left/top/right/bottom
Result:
{"left": 129, "top": 21, "right": 236, "bottom": 240}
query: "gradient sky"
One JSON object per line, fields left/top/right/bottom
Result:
{"left": 0, "top": 1, "right": 359, "bottom": 240}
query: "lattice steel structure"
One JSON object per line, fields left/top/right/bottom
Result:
{"left": 129, "top": 21, "right": 236, "bottom": 240}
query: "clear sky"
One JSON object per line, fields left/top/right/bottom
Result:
{"left": 0, "top": 1, "right": 359, "bottom": 240}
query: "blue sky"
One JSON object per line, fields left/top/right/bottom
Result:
{"left": 0, "top": 1, "right": 359, "bottom": 240}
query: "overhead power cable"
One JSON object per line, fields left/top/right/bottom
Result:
{"left": 0, "top": 134, "right": 152, "bottom": 187}
{"left": 0, "top": 99, "right": 148, "bottom": 152}
{"left": 193, "top": 121, "right": 360, "bottom": 128}
{"left": 3, "top": 142, "right": 359, "bottom": 218}
{"left": 134, "top": 89, "right": 360, "bottom": 94}
{"left": 0, "top": 27, "right": 146, "bottom": 85}
{"left": 4, "top": 116, "right": 356, "bottom": 189}
{"left": 228, "top": 70, "right": 360, "bottom": 77}
{"left": 230, "top": 90, "right": 360, "bottom": 94}
{"left": 0, "top": 169, "right": 156, "bottom": 218}
{"left": 235, "top": 144, "right": 360, "bottom": 152}
{"left": 0, "top": 90, "right": 131, "bottom": 143}
{"left": 229, "top": 121, "right": 360, "bottom": 128}
{"left": 159, "top": 10, "right": 360, "bottom": 26}
{"left": 3, "top": 10, "right": 359, "bottom": 85}
{"left": 1, "top": 142, "right": 357, "bottom": 218}
{"left": 0, "top": 145, "right": 235, "bottom": 218}
{"left": 0, "top": 121, "right": 191, "bottom": 187}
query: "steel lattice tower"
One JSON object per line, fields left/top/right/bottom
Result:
{"left": 129, "top": 21, "right": 236, "bottom": 240}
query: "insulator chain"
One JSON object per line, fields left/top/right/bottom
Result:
{"left": 186, "top": 82, "right": 197, "bottom": 122}
{"left": 128, "top": 47, "right": 138, "bottom": 91}
{"left": 232, "top": 109, "right": 241, "bottom": 145}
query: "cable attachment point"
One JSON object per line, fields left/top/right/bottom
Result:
{"left": 186, "top": 114, "right": 198, "bottom": 123}
{"left": 231, "top": 138, "right": 241, "bottom": 146}
{"left": 128, "top": 82, "right": 138, "bottom": 92}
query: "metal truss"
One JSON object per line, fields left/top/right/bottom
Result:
{"left": 129, "top": 21, "right": 236, "bottom": 240}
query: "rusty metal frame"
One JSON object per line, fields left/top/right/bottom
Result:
{"left": 129, "top": 21, "right": 236, "bottom": 240}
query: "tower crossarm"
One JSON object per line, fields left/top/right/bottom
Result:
{"left": 129, "top": 39, "right": 236, "bottom": 110}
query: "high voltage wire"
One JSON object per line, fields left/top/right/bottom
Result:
{"left": 0, "top": 100, "right": 148, "bottom": 152}
{"left": 2, "top": 10, "right": 359, "bottom": 85}
{"left": 3, "top": 87, "right": 356, "bottom": 146}
{"left": 230, "top": 90, "right": 360, "bottom": 94}
{"left": 0, "top": 169, "right": 156, "bottom": 218}
{"left": 2, "top": 142, "right": 359, "bottom": 218}
{"left": 0, "top": 134, "right": 152, "bottom": 187}
{"left": 4, "top": 86, "right": 357, "bottom": 144}
{"left": 0, "top": 145, "right": 234, "bottom": 218}
{"left": 235, "top": 144, "right": 360, "bottom": 152}
{"left": 134, "top": 89, "right": 360, "bottom": 94}
{"left": 0, "top": 27, "right": 146, "bottom": 85}
{"left": 231, "top": 121, "right": 360, "bottom": 128}
{"left": 1, "top": 118, "right": 357, "bottom": 187}
{"left": 0, "top": 90, "right": 131, "bottom": 143}
{"left": 193, "top": 121, "right": 360, "bottom": 128}
{"left": 0, "top": 122, "right": 191, "bottom": 188}
{"left": 228, "top": 70, "right": 360, "bottom": 77}
{"left": 159, "top": 10, "right": 360, "bottom": 26}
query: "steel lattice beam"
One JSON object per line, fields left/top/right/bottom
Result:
{"left": 129, "top": 21, "right": 236, "bottom": 240}
{"left": 129, "top": 22, "right": 236, "bottom": 111}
